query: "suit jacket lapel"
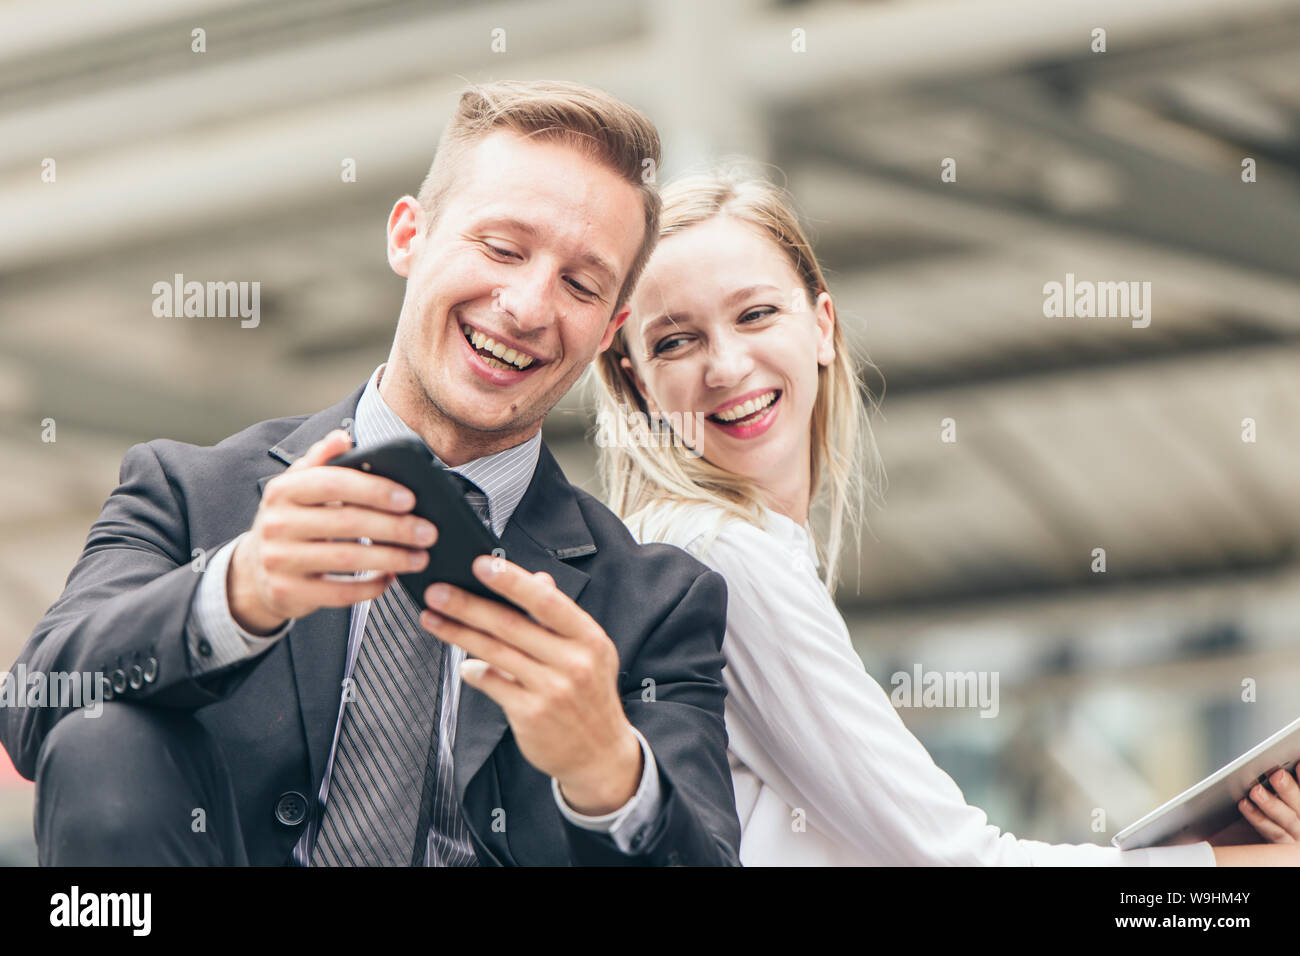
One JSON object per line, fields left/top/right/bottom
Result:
{"left": 452, "top": 442, "right": 596, "bottom": 805}
{"left": 255, "top": 384, "right": 366, "bottom": 790}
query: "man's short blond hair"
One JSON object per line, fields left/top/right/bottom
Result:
{"left": 417, "top": 79, "right": 662, "bottom": 316}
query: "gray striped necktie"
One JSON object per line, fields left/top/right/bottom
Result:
{"left": 311, "top": 470, "right": 489, "bottom": 867}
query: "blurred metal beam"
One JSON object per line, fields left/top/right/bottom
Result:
{"left": 781, "top": 84, "right": 1300, "bottom": 280}
{"left": 954, "top": 77, "right": 1300, "bottom": 278}
{"left": 0, "top": 0, "right": 643, "bottom": 171}
{"left": 6, "top": 0, "right": 1298, "bottom": 273}
{"left": 846, "top": 564, "right": 1300, "bottom": 649}
{"left": 0, "top": 0, "right": 249, "bottom": 62}
{"left": 854, "top": 321, "right": 1300, "bottom": 400}
{"left": 889, "top": 645, "right": 1300, "bottom": 721}
{"left": 842, "top": 543, "right": 1297, "bottom": 619}
{"left": 734, "top": 0, "right": 1300, "bottom": 106}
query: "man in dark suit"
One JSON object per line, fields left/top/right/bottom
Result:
{"left": 0, "top": 80, "right": 741, "bottom": 866}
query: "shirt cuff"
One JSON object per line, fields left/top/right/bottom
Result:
{"left": 1121, "top": 841, "right": 1217, "bottom": 866}
{"left": 189, "top": 533, "right": 292, "bottom": 674}
{"left": 550, "top": 725, "right": 663, "bottom": 854}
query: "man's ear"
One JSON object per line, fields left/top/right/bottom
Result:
{"left": 387, "top": 196, "right": 423, "bottom": 278}
{"left": 618, "top": 356, "right": 658, "bottom": 414}
{"left": 814, "top": 291, "right": 837, "bottom": 367}
{"left": 598, "top": 305, "right": 630, "bottom": 353}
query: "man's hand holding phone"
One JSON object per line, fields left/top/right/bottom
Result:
{"left": 418, "top": 556, "right": 644, "bottom": 817}
{"left": 227, "top": 431, "right": 643, "bottom": 815}
{"left": 228, "top": 429, "right": 437, "bottom": 635}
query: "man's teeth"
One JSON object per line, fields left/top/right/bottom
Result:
{"left": 713, "top": 391, "right": 778, "bottom": 423}
{"left": 462, "top": 324, "right": 534, "bottom": 369}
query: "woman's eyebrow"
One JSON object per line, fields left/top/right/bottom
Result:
{"left": 639, "top": 283, "right": 784, "bottom": 342}
{"left": 723, "top": 283, "right": 782, "bottom": 305}
{"left": 640, "top": 313, "right": 687, "bottom": 344}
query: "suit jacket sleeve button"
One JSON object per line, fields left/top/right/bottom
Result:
{"left": 197, "top": 639, "right": 213, "bottom": 657}
{"left": 128, "top": 665, "right": 144, "bottom": 689}
{"left": 110, "top": 669, "right": 127, "bottom": 694}
{"left": 100, "top": 675, "right": 114, "bottom": 701}
{"left": 143, "top": 657, "right": 159, "bottom": 683}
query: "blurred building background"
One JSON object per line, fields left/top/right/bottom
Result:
{"left": 1, "top": 0, "right": 1298, "bottom": 864}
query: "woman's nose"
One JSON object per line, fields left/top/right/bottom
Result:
{"left": 702, "top": 340, "right": 755, "bottom": 390}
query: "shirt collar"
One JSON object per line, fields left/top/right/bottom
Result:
{"left": 761, "top": 506, "right": 820, "bottom": 570}
{"left": 352, "top": 363, "right": 541, "bottom": 537}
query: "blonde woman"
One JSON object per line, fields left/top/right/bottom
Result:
{"left": 592, "top": 167, "right": 1300, "bottom": 866}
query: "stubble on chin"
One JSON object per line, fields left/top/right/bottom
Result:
{"left": 392, "top": 306, "right": 597, "bottom": 454}
{"left": 405, "top": 356, "right": 551, "bottom": 455}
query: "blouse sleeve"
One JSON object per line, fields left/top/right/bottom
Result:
{"left": 694, "top": 520, "right": 1214, "bottom": 867}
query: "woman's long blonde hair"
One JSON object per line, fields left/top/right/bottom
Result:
{"left": 591, "top": 164, "right": 887, "bottom": 592}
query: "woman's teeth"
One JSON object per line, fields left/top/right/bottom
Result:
{"left": 712, "top": 391, "right": 778, "bottom": 424}
{"left": 462, "top": 324, "right": 535, "bottom": 370}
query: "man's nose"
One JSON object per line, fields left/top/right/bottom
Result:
{"left": 493, "top": 262, "right": 559, "bottom": 334}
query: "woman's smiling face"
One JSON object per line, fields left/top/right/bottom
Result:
{"left": 624, "top": 215, "right": 836, "bottom": 515}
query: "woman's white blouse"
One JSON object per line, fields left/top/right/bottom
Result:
{"left": 629, "top": 501, "right": 1215, "bottom": 867}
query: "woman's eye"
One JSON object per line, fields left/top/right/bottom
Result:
{"left": 653, "top": 335, "right": 689, "bottom": 355}
{"left": 740, "top": 306, "right": 778, "bottom": 323}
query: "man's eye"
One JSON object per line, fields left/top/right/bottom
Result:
{"left": 486, "top": 244, "right": 519, "bottom": 259}
{"left": 565, "top": 277, "right": 597, "bottom": 299}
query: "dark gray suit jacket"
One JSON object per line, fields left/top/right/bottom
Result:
{"left": 1, "top": 382, "right": 742, "bottom": 865}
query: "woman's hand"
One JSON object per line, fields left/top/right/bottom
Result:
{"left": 1238, "top": 767, "right": 1300, "bottom": 843}
{"left": 1212, "top": 843, "right": 1300, "bottom": 866}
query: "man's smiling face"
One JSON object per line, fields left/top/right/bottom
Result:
{"left": 383, "top": 129, "right": 647, "bottom": 464}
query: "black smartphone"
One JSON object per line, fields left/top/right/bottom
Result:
{"left": 326, "top": 436, "right": 517, "bottom": 611}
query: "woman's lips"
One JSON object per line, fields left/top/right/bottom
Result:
{"left": 708, "top": 389, "right": 779, "bottom": 423}
{"left": 707, "top": 387, "right": 774, "bottom": 421}
{"left": 706, "top": 390, "right": 782, "bottom": 439}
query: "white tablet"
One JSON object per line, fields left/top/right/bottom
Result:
{"left": 1113, "top": 714, "right": 1300, "bottom": 850}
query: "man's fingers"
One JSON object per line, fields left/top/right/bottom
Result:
{"left": 266, "top": 505, "right": 436, "bottom": 550}
{"left": 420, "top": 607, "right": 547, "bottom": 687}
{"left": 470, "top": 556, "right": 597, "bottom": 640}
{"left": 423, "top": 582, "right": 563, "bottom": 665}
{"left": 268, "top": 540, "right": 428, "bottom": 576}
{"left": 287, "top": 429, "right": 354, "bottom": 471}
{"left": 459, "top": 658, "right": 529, "bottom": 710}
{"left": 287, "top": 571, "right": 398, "bottom": 609}
{"left": 270, "top": 430, "right": 418, "bottom": 512}
{"left": 269, "top": 460, "right": 416, "bottom": 512}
